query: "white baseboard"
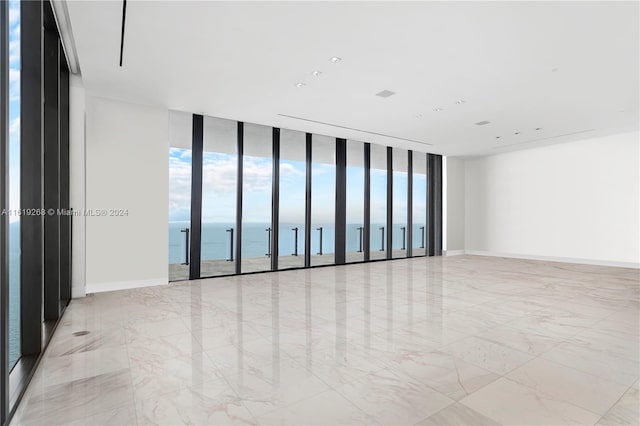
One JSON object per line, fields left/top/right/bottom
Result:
{"left": 85, "top": 277, "right": 169, "bottom": 294}
{"left": 464, "top": 250, "right": 640, "bottom": 269}
{"left": 443, "top": 249, "right": 466, "bottom": 256}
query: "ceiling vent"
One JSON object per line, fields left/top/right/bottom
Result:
{"left": 376, "top": 90, "right": 396, "bottom": 98}
{"left": 475, "top": 120, "right": 491, "bottom": 126}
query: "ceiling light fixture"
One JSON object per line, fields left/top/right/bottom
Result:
{"left": 514, "top": 132, "right": 520, "bottom": 135}
{"left": 295, "top": 82, "right": 306, "bottom": 88}
{"left": 496, "top": 136, "right": 501, "bottom": 139}
{"left": 475, "top": 120, "right": 491, "bottom": 126}
{"left": 536, "top": 127, "right": 542, "bottom": 130}
{"left": 329, "top": 56, "right": 342, "bottom": 63}
{"left": 312, "top": 71, "right": 322, "bottom": 76}
{"left": 455, "top": 100, "right": 466, "bottom": 104}
{"left": 433, "top": 108, "right": 443, "bottom": 112}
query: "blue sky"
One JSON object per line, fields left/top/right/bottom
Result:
{"left": 169, "top": 147, "right": 420, "bottom": 226}
{"left": 8, "top": 0, "right": 20, "bottom": 220}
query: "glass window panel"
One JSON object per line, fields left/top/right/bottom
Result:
{"left": 201, "top": 116, "right": 237, "bottom": 277}
{"left": 412, "top": 152, "right": 427, "bottom": 256}
{"left": 8, "top": 0, "right": 21, "bottom": 370}
{"left": 242, "top": 123, "right": 273, "bottom": 273}
{"left": 278, "top": 129, "right": 306, "bottom": 270}
{"left": 392, "top": 148, "right": 408, "bottom": 259}
{"left": 311, "top": 134, "right": 335, "bottom": 266}
{"left": 369, "top": 144, "right": 387, "bottom": 260}
{"left": 168, "top": 111, "right": 192, "bottom": 281}
{"left": 346, "top": 140, "right": 364, "bottom": 263}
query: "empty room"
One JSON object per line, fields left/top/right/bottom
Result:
{"left": 0, "top": 1, "right": 638, "bottom": 425}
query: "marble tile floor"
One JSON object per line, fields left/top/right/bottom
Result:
{"left": 10, "top": 255, "right": 640, "bottom": 426}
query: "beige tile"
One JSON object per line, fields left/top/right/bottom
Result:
{"left": 507, "top": 357, "right": 629, "bottom": 415}
{"left": 460, "top": 378, "right": 600, "bottom": 425}
{"left": 135, "top": 379, "right": 255, "bottom": 425}
{"left": 255, "top": 389, "right": 377, "bottom": 425}
{"left": 596, "top": 387, "right": 640, "bottom": 425}
{"left": 442, "top": 336, "right": 534, "bottom": 375}
{"left": 417, "top": 402, "right": 500, "bottom": 426}
{"left": 541, "top": 342, "right": 640, "bottom": 387}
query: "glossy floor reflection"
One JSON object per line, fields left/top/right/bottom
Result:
{"left": 11, "top": 255, "right": 640, "bottom": 425}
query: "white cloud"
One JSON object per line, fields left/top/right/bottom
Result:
{"left": 8, "top": 2, "right": 19, "bottom": 27}
{"left": 9, "top": 117, "right": 19, "bottom": 135}
{"left": 9, "top": 68, "right": 19, "bottom": 84}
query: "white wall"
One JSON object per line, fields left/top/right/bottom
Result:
{"left": 84, "top": 96, "right": 169, "bottom": 293}
{"left": 445, "top": 157, "right": 465, "bottom": 253}
{"left": 464, "top": 131, "right": 640, "bottom": 267}
{"left": 69, "top": 75, "right": 86, "bottom": 297}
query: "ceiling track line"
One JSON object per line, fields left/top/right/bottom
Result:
{"left": 277, "top": 113, "right": 433, "bottom": 146}
{"left": 492, "top": 129, "right": 596, "bottom": 149}
{"left": 119, "top": 0, "right": 127, "bottom": 67}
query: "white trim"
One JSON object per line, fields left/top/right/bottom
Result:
{"left": 86, "top": 277, "right": 169, "bottom": 294}
{"left": 464, "top": 250, "right": 640, "bottom": 269}
{"left": 443, "top": 249, "right": 466, "bottom": 256}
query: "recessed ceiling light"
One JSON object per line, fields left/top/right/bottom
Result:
{"left": 514, "top": 132, "right": 520, "bottom": 135}
{"left": 329, "top": 56, "right": 342, "bottom": 63}
{"left": 312, "top": 71, "right": 322, "bottom": 76}
{"left": 455, "top": 100, "right": 466, "bottom": 104}
{"left": 295, "top": 82, "right": 306, "bottom": 88}
{"left": 536, "top": 127, "right": 542, "bottom": 130}
{"left": 433, "top": 108, "right": 443, "bottom": 112}
{"left": 415, "top": 114, "right": 423, "bottom": 119}
{"left": 475, "top": 120, "right": 491, "bottom": 126}
{"left": 496, "top": 136, "right": 501, "bottom": 139}
{"left": 376, "top": 89, "right": 396, "bottom": 98}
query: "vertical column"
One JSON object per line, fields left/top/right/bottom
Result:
{"left": 363, "top": 143, "right": 371, "bottom": 262}
{"left": 386, "top": 147, "right": 393, "bottom": 259}
{"left": 427, "top": 153, "right": 436, "bottom": 256}
{"left": 21, "top": 0, "right": 43, "bottom": 355}
{"left": 271, "top": 128, "right": 280, "bottom": 271}
{"left": 189, "top": 114, "right": 203, "bottom": 279}
{"left": 235, "top": 122, "right": 243, "bottom": 274}
{"left": 407, "top": 150, "right": 413, "bottom": 257}
{"left": 434, "top": 154, "right": 443, "bottom": 256}
{"left": 58, "top": 57, "right": 70, "bottom": 303}
{"left": 0, "top": 0, "right": 10, "bottom": 422}
{"left": 304, "top": 133, "right": 312, "bottom": 268}
{"left": 43, "top": 26, "right": 60, "bottom": 320}
{"left": 335, "top": 138, "right": 346, "bottom": 264}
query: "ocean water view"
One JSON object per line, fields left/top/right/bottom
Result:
{"left": 169, "top": 221, "right": 426, "bottom": 264}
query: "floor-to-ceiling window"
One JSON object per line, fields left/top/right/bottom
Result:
{"left": 346, "top": 140, "right": 365, "bottom": 263}
{"left": 412, "top": 152, "right": 427, "bottom": 257}
{"left": 278, "top": 129, "right": 306, "bottom": 270}
{"left": 168, "top": 111, "right": 192, "bottom": 281}
{"left": 201, "top": 116, "right": 238, "bottom": 277}
{"left": 2, "top": 1, "right": 71, "bottom": 422}
{"left": 7, "top": 0, "right": 20, "bottom": 372}
{"left": 311, "top": 134, "right": 335, "bottom": 266}
{"left": 392, "top": 147, "right": 408, "bottom": 259}
{"left": 242, "top": 123, "right": 273, "bottom": 273}
{"left": 370, "top": 144, "right": 387, "bottom": 260}
{"left": 165, "top": 114, "right": 442, "bottom": 281}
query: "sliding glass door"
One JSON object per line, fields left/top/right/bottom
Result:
{"left": 346, "top": 140, "right": 365, "bottom": 263}
{"left": 412, "top": 153, "right": 427, "bottom": 256}
{"left": 278, "top": 129, "right": 306, "bottom": 270}
{"left": 392, "top": 148, "right": 408, "bottom": 259}
{"left": 311, "top": 135, "right": 335, "bottom": 266}
{"left": 168, "top": 111, "right": 192, "bottom": 281}
{"left": 200, "top": 116, "right": 238, "bottom": 277}
{"left": 370, "top": 144, "right": 387, "bottom": 260}
{"left": 242, "top": 123, "right": 273, "bottom": 273}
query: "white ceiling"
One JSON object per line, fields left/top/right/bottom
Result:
{"left": 65, "top": 0, "right": 639, "bottom": 156}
